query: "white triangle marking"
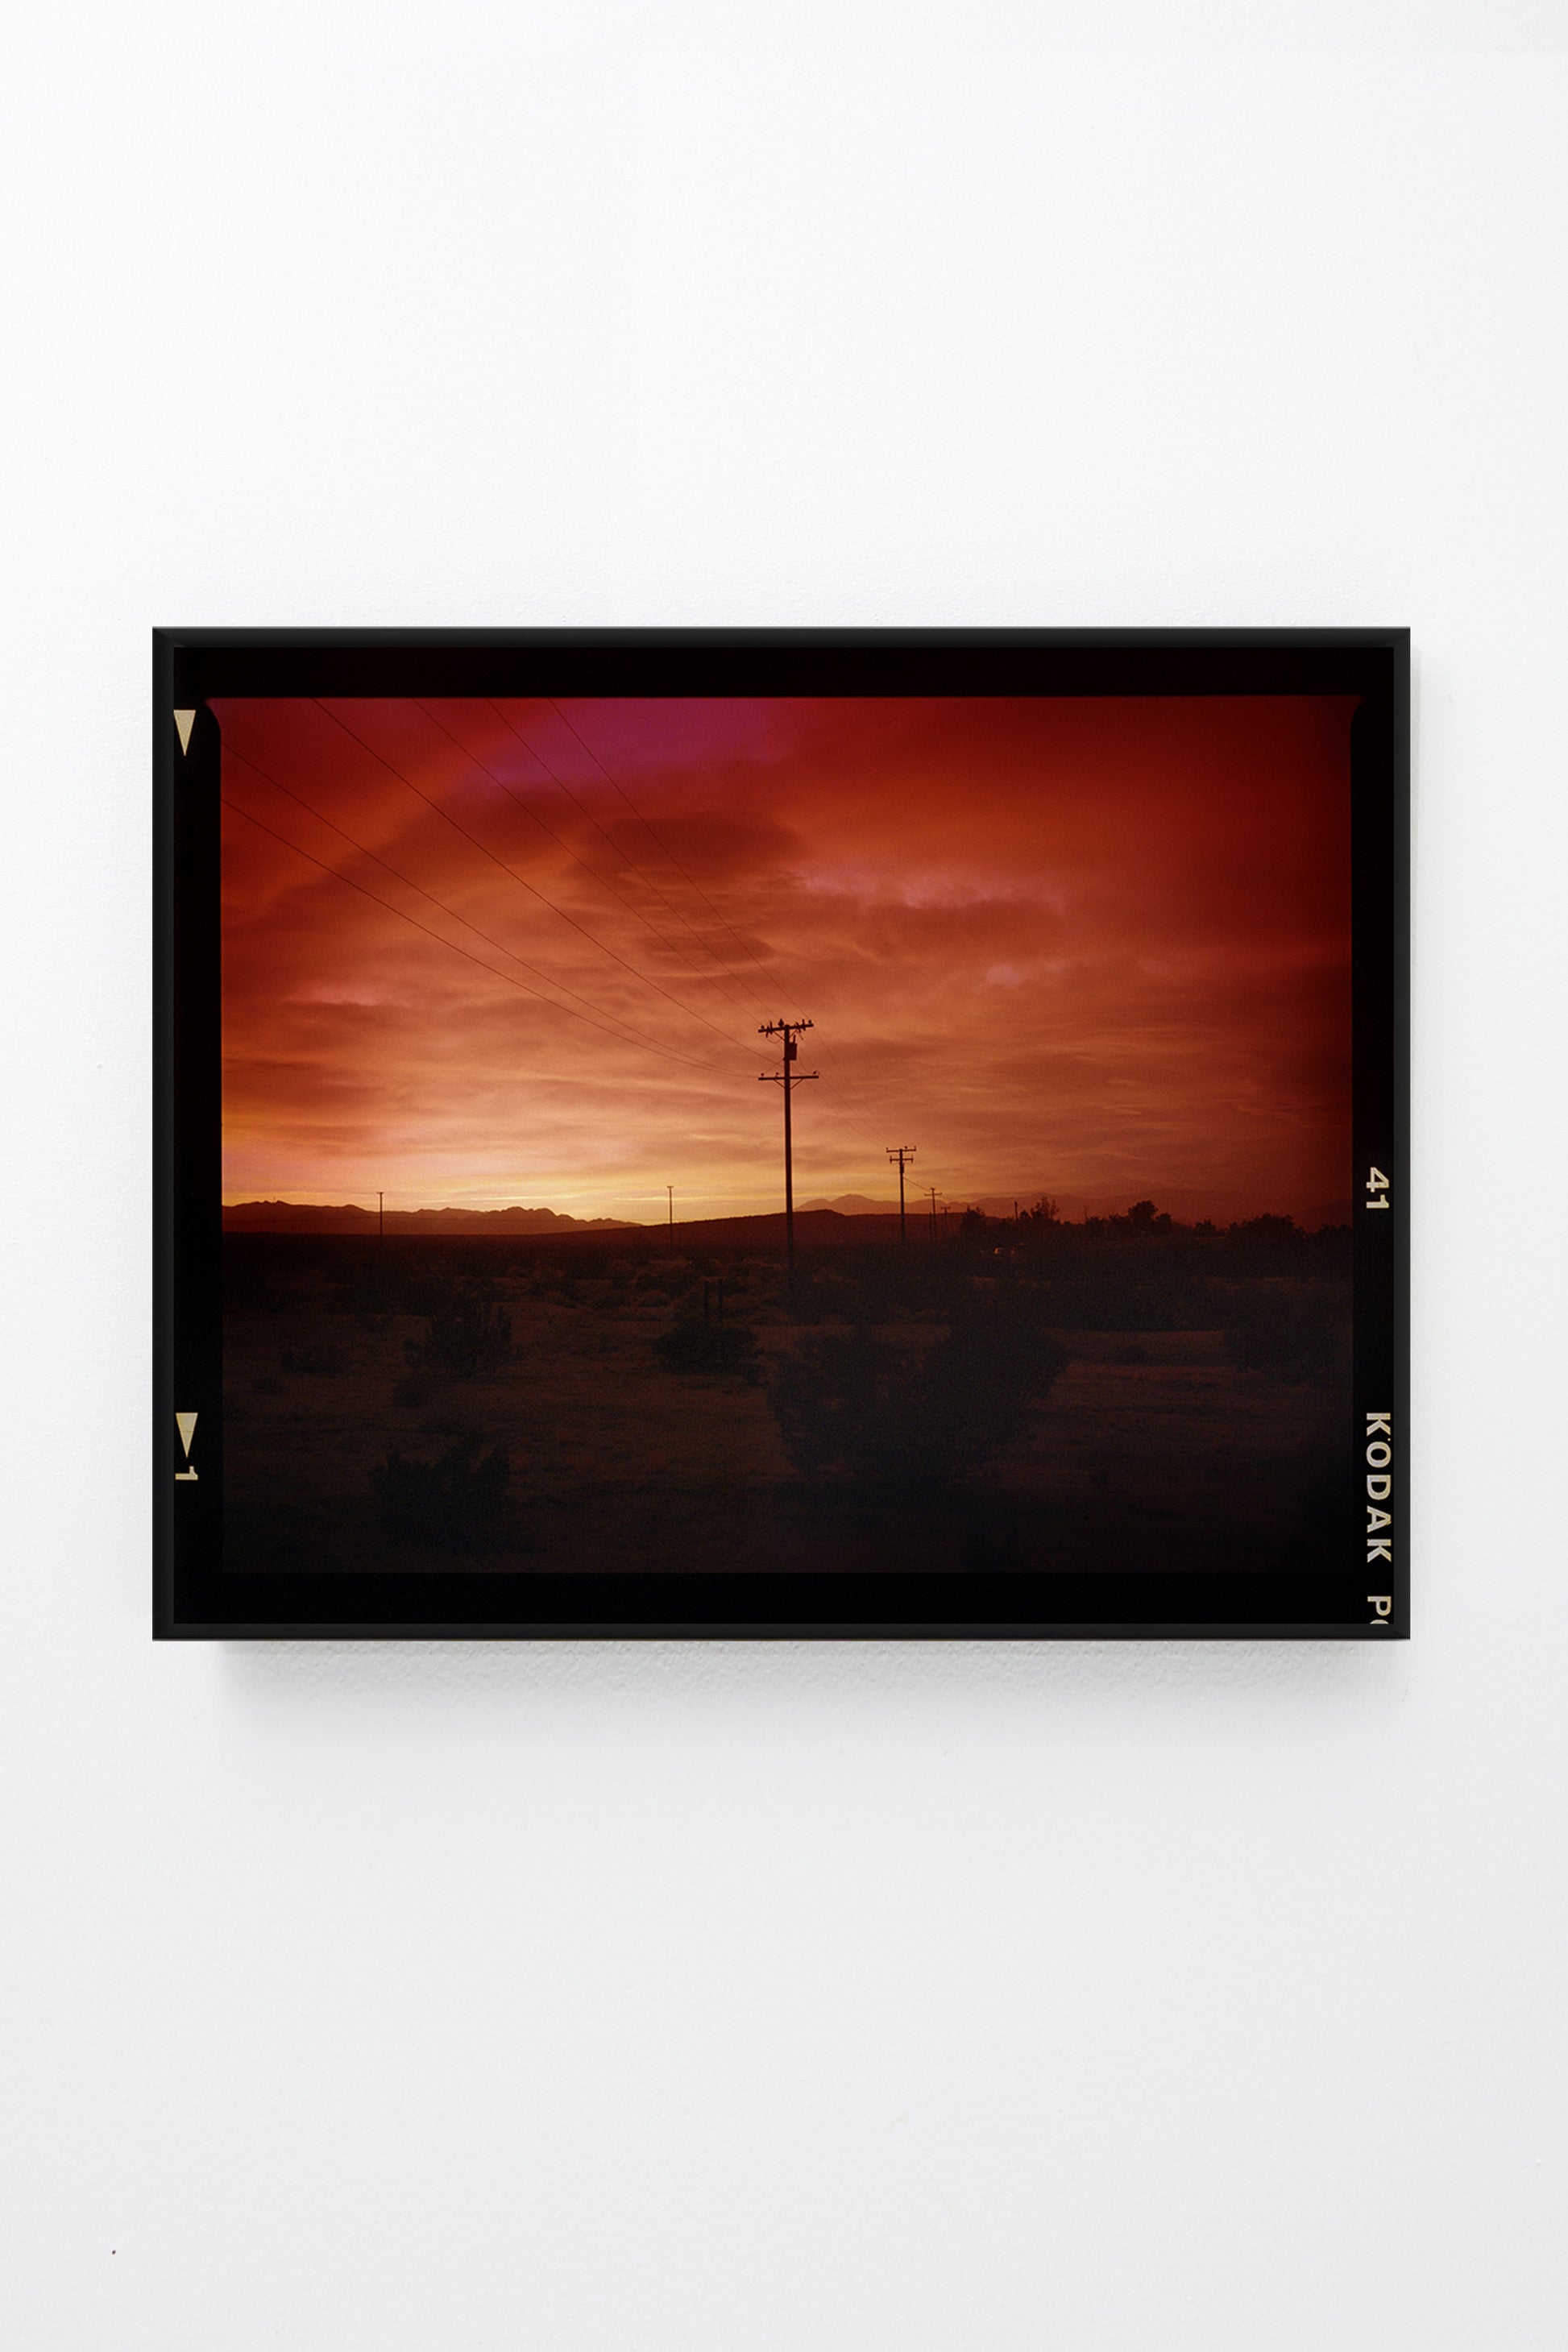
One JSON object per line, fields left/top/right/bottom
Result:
{"left": 176, "top": 1411, "right": 197, "bottom": 1458}
{"left": 174, "top": 709, "right": 196, "bottom": 754}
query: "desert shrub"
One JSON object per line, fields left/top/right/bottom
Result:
{"left": 280, "top": 1345, "right": 346, "bottom": 1375}
{"left": 652, "top": 1321, "right": 761, "bottom": 1379}
{"left": 371, "top": 1437, "right": 510, "bottom": 1549}
{"left": 1224, "top": 1290, "right": 1342, "bottom": 1383}
{"left": 770, "top": 1309, "right": 1066, "bottom": 1493}
{"left": 405, "top": 1296, "right": 512, "bottom": 1379}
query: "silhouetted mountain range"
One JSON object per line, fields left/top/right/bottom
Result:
{"left": 800, "top": 1193, "right": 900, "bottom": 1215}
{"left": 224, "top": 1190, "right": 1353, "bottom": 1238}
{"left": 222, "top": 1201, "right": 636, "bottom": 1234}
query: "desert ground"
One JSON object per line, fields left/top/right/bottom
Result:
{"left": 220, "top": 1225, "right": 1354, "bottom": 1577}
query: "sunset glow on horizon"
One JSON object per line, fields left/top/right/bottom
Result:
{"left": 219, "top": 694, "right": 1356, "bottom": 1226}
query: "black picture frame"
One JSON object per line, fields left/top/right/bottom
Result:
{"left": 154, "top": 627, "right": 1408, "bottom": 1639}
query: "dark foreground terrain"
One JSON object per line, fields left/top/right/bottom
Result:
{"left": 220, "top": 1213, "right": 1356, "bottom": 1577}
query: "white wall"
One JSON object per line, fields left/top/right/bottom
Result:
{"left": 4, "top": 6, "right": 1566, "bottom": 2346}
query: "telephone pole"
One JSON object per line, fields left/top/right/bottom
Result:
{"left": 924, "top": 1184, "right": 941, "bottom": 1242}
{"left": 377, "top": 1190, "right": 384, "bottom": 1239}
{"left": 666, "top": 1183, "right": 674, "bottom": 1253}
{"left": 886, "top": 1144, "right": 917, "bottom": 1244}
{"left": 759, "top": 1018, "right": 818, "bottom": 1287}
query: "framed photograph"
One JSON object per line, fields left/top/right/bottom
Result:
{"left": 155, "top": 628, "right": 1408, "bottom": 1638}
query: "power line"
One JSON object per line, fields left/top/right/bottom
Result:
{"left": 481, "top": 696, "right": 900, "bottom": 1164}
{"left": 301, "top": 695, "right": 898, "bottom": 1180}
{"left": 547, "top": 696, "right": 783, "bottom": 995}
{"left": 228, "top": 749, "right": 915, "bottom": 1193}
{"left": 541, "top": 696, "right": 846, "bottom": 1049}
{"left": 501, "top": 697, "right": 906, "bottom": 1162}
{"left": 223, "top": 744, "right": 743, "bottom": 1077}
{"left": 229, "top": 785, "right": 915, "bottom": 1231}
{"left": 313, "top": 700, "right": 763, "bottom": 1064}
{"left": 415, "top": 699, "right": 767, "bottom": 1039}
{"left": 227, "top": 725, "right": 941, "bottom": 1223}
{"left": 540, "top": 697, "right": 898, "bottom": 1144}
{"left": 481, "top": 698, "right": 773, "bottom": 1031}
{"left": 221, "top": 798, "right": 736, "bottom": 1078}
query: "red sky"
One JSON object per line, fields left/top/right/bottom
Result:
{"left": 218, "top": 694, "right": 1356, "bottom": 1224}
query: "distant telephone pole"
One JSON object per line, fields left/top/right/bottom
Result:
{"left": 666, "top": 1183, "right": 674, "bottom": 1251}
{"left": 924, "top": 1184, "right": 941, "bottom": 1242}
{"left": 886, "top": 1144, "right": 917, "bottom": 1244}
{"left": 759, "top": 1018, "right": 818, "bottom": 1284}
{"left": 377, "top": 1190, "right": 384, "bottom": 1239}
